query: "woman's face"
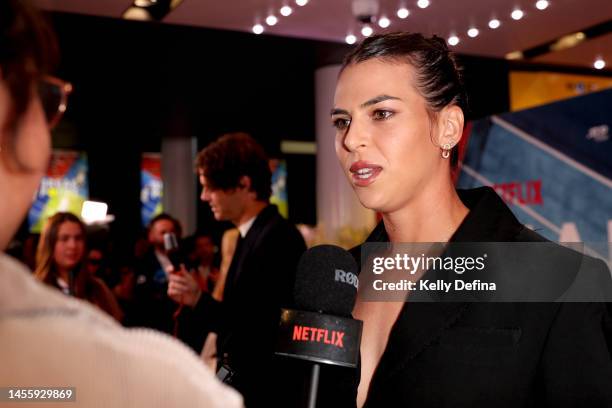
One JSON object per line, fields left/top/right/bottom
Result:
{"left": 332, "top": 59, "right": 450, "bottom": 214}
{"left": 53, "top": 221, "right": 85, "bottom": 272}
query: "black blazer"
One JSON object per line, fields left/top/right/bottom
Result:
{"left": 351, "top": 187, "right": 612, "bottom": 408}
{"left": 178, "top": 204, "right": 307, "bottom": 406}
{"left": 130, "top": 248, "right": 182, "bottom": 334}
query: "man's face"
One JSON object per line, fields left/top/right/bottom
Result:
{"left": 148, "top": 219, "right": 176, "bottom": 250}
{"left": 199, "top": 173, "right": 247, "bottom": 224}
{"left": 194, "top": 236, "right": 215, "bottom": 265}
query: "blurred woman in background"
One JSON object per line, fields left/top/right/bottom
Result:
{"left": 34, "top": 212, "right": 123, "bottom": 321}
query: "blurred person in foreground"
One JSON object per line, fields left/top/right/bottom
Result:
{"left": 34, "top": 212, "right": 123, "bottom": 321}
{"left": 0, "top": 2, "right": 242, "bottom": 406}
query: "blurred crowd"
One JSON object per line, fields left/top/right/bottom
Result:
{"left": 7, "top": 211, "right": 235, "bottom": 348}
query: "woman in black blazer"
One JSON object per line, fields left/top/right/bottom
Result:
{"left": 329, "top": 32, "right": 612, "bottom": 407}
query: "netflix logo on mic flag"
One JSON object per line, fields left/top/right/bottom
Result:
{"left": 276, "top": 309, "right": 362, "bottom": 368}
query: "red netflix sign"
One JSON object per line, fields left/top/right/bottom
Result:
{"left": 276, "top": 309, "right": 362, "bottom": 368}
{"left": 292, "top": 325, "right": 345, "bottom": 348}
{"left": 493, "top": 180, "right": 543, "bottom": 205}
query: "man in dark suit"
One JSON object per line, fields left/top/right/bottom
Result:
{"left": 168, "top": 133, "right": 307, "bottom": 407}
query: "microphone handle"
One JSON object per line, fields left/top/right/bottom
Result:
{"left": 307, "top": 363, "right": 320, "bottom": 408}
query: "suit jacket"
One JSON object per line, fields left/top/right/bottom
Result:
{"left": 347, "top": 187, "right": 612, "bottom": 408}
{"left": 178, "top": 204, "right": 307, "bottom": 406}
{"left": 130, "top": 248, "right": 182, "bottom": 334}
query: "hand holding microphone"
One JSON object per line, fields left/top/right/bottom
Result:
{"left": 167, "top": 265, "right": 202, "bottom": 307}
{"left": 164, "top": 232, "right": 202, "bottom": 307}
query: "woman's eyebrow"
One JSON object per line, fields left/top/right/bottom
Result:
{"left": 330, "top": 108, "right": 349, "bottom": 116}
{"left": 360, "top": 94, "right": 401, "bottom": 108}
{"left": 330, "top": 94, "right": 401, "bottom": 116}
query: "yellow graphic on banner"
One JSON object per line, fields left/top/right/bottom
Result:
{"left": 510, "top": 71, "right": 612, "bottom": 111}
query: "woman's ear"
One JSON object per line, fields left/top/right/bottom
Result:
{"left": 436, "top": 105, "right": 464, "bottom": 149}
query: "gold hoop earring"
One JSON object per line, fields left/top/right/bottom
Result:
{"left": 441, "top": 143, "right": 451, "bottom": 159}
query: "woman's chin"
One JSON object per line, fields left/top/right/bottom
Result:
{"left": 355, "top": 192, "right": 386, "bottom": 213}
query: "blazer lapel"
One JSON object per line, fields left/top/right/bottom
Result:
{"left": 363, "top": 187, "right": 523, "bottom": 390}
{"left": 370, "top": 301, "right": 470, "bottom": 387}
{"left": 224, "top": 205, "right": 279, "bottom": 298}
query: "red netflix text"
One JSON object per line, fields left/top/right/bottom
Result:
{"left": 493, "top": 180, "right": 543, "bottom": 205}
{"left": 292, "top": 325, "right": 345, "bottom": 348}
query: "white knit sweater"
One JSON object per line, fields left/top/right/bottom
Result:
{"left": 0, "top": 254, "right": 243, "bottom": 408}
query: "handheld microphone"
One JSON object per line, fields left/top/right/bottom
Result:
{"left": 163, "top": 232, "right": 182, "bottom": 272}
{"left": 164, "top": 232, "right": 186, "bottom": 337}
{"left": 275, "top": 245, "right": 362, "bottom": 408}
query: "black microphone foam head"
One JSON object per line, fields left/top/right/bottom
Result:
{"left": 294, "top": 244, "right": 359, "bottom": 317}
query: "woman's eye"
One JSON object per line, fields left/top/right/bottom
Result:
{"left": 332, "top": 118, "right": 351, "bottom": 130}
{"left": 373, "top": 110, "right": 393, "bottom": 120}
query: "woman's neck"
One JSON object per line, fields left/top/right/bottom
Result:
{"left": 56, "top": 266, "right": 71, "bottom": 284}
{"left": 382, "top": 178, "right": 469, "bottom": 243}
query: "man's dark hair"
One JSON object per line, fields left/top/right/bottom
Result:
{"left": 342, "top": 32, "right": 468, "bottom": 168}
{"left": 196, "top": 132, "right": 272, "bottom": 201}
{"left": 0, "top": 0, "right": 58, "bottom": 167}
{"left": 148, "top": 213, "right": 182, "bottom": 238}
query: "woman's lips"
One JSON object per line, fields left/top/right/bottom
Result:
{"left": 349, "top": 161, "right": 383, "bottom": 187}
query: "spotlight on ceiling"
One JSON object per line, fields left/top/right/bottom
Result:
{"left": 488, "top": 18, "right": 501, "bottom": 29}
{"left": 378, "top": 16, "right": 391, "bottom": 28}
{"left": 397, "top": 7, "right": 410, "bottom": 19}
{"left": 280, "top": 5, "right": 293, "bottom": 16}
{"left": 252, "top": 23, "right": 264, "bottom": 34}
{"left": 361, "top": 25, "right": 374, "bottom": 37}
{"left": 511, "top": 9, "right": 524, "bottom": 20}
{"left": 123, "top": 0, "right": 184, "bottom": 21}
{"left": 345, "top": 34, "right": 357, "bottom": 44}
{"left": 266, "top": 15, "right": 278, "bottom": 26}
{"left": 593, "top": 57, "right": 605, "bottom": 70}
{"left": 467, "top": 27, "right": 479, "bottom": 38}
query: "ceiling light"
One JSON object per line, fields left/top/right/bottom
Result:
{"left": 488, "top": 18, "right": 501, "bottom": 29}
{"left": 345, "top": 34, "right": 357, "bottom": 44}
{"left": 265, "top": 15, "right": 278, "bottom": 26}
{"left": 447, "top": 35, "right": 459, "bottom": 46}
{"left": 594, "top": 57, "right": 606, "bottom": 70}
{"left": 361, "top": 25, "right": 373, "bottom": 37}
{"left": 378, "top": 16, "right": 391, "bottom": 28}
{"left": 506, "top": 51, "right": 523, "bottom": 60}
{"left": 397, "top": 7, "right": 410, "bottom": 18}
{"left": 280, "top": 5, "right": 293, "bottom": 16}
{"left": 511, "top": 9, "right": 524, "bottom": 20}
{"left": 134, "top": 0, "right": 154, "bottom": 7}
{"left": 550, "top": 32, "right": 586, "bottom": 51}
{"left": 467, "top": 27, "right": 479, "bottom": 38}
{"left": 252, "top": 23, "right": 264, "bottom": 34}
{"left": 535, "top": 0, "right": 549, "bottom": 10}
{"left": 417, "top": 0, "right": 430, "bottom": 9}
{"left": 124, "top": 0, "right": 184, "bottom": 21}
{"left": 295, "top": 0, "right": 308, "bottom": 6}
{"left": 123, "top": 7, "right": 153, "bottom": 20}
